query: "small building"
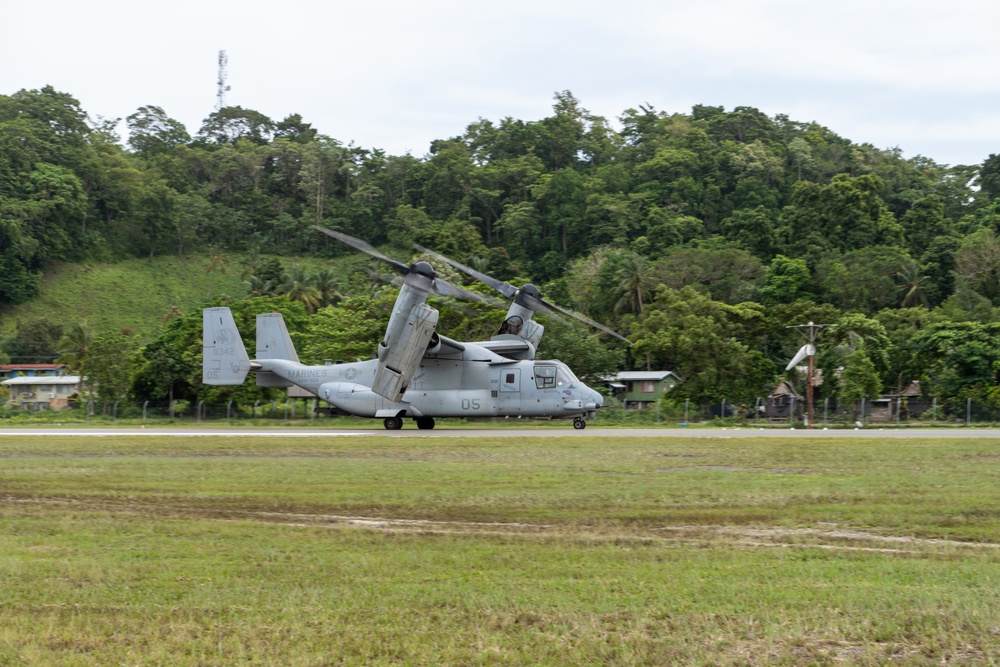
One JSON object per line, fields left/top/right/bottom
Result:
{"left": 605, "top": 371, "right": 681, "bottom": 408}
{"left": 764, "top": 380, "right": 803, "bottom": 420}
{"left": 1, "top": 375, "right": 81, "bottom": 411}
{"left": 0, "top": 363, "right": 67, "bottom": 382}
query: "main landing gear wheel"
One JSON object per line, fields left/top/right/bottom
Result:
{"left": 573, "top": 418, "right": 586, "bottom": 430}
{"left": 416, "top": 417, "right": 436, "bottom": 430}
{"left": 383, "top": 416, "right": 403, "bottom": 430}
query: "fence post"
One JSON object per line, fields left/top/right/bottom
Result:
{"left": 227, "top": 400, "right": 233, "bottom": 420}
{"left": 860, "top": 398, "right": 866, "bottom": 426}
{"left": 684, "top": 399, "right": 689, "bottom": 425}
{"left": 754, "top": 397, "right": 761, "bottom": 426}
{"left": 143, "top": 400, "right": 148, "bottom": 425}
{"left": 113, "top": 400, "right": 119, "bottom": 421}
{"left": 896, "top": 397, "right": 901, "bottom": 426}
{"left": 789, "top": 397, "right": 795, "bottom": 427}
{"left": 284, "top": 401, "right": 289, "bottom": 420}
{"left": 967, "top": 397, "right": 972, "bottom": 427}
{"left": 931, "top": 397, "right": 937, "bottom": 425}
{"left": 311, "top": 399, "right": 316, "bottom": 420}
{"left": 253, "top": 400, "right": 259, "bottom": 419}
{"left": 823, "top": 397, "right": 829, "bottom": 428}
{"left": 721, "top": 398, "right": 727, "bottom": 422}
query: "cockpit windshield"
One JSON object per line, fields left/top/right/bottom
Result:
{"left": 533, "top": 361, "right": 578, "bottom": 389}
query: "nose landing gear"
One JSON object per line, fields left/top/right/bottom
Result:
{"left": 573, "top": 418, "right": 586, "bottom": 430}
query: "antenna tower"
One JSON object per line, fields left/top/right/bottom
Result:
{"left": 216, "top": 50, "right": 231, "bottom": 111}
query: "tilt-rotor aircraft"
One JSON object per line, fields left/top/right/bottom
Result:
{"left": 202, "top": 229, "right": 612, "bottom": 430}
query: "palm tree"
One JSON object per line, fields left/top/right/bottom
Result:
{"left": 897, "top": 260, "right": 930, "bottom": 308}
{"left": 614, "top": 252, "right": 654, "bottom": 315}
{"left": 313, "top": 267, "right": 342, "bottom": 308}
{"left": 244, "top": 274, "right": 275, "bottom": 297}
{"left": 206, "top": 248, "right": 229, "bottom": 299}
{"left": 279, "top": 266, "right": 322, "bottom": 314}
{"left": 57, "top": 322, "right": 94, "bottom": 400}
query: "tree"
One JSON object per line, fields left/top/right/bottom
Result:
{"left": 758, "top": 255, "right": 811, "bottom": 305}
{"left": 279, "top": 266, "right": 321, "bottom": 314}
{"left": 196, "top": 106, "right": 276, "bottom": 145}
{"left": 900, "top": 195, "right": 953, "bottom": 257}
{"left": 88, "top": 330, "right": 141, "bottom": 403}
{"left": 57, "top": 321, "right": 95, "bottom": 398}
{"left": 912, "top": 321, "right": 1000, "bottom": 413}
{"left": 2, "top": 317, "right": 63, "bottom": 361}
{"left": 613, "top": 251, "right": 653, "bottom": 315}
{"left": 126, "top": 105, "right": 191, "bottom": 156}
{"left": 631, "top": 286, "right": 775, "bottom": 403}
{"left": 653, "top": 245, "right": 764, "bottom": 304}
{"left": 721, "top": 206, "right": 778, "bottom": 260}
{"left": 954, "top": 227, "right": 1000, "bottom": 304}
{"left": 779, "top": 174, "right": 903, "bottom": 258}
{"left": 979, "top": 153, "right": 1000, "bottom": 202}
{"left": 839, "top": 349, "right": 882, "bottom": 407}
{"left": 816, "top": 246, "right": 912, "bottom": 313}
{"left": 896, "top": 259, "right": 931, "bottom": 308}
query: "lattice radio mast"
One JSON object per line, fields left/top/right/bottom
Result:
{"left": 215, "top": 50, "right": 231, "bottom": 111}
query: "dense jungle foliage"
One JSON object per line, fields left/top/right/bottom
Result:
{"left": 3, "top": 85, "right": 1000, "bottom": 412}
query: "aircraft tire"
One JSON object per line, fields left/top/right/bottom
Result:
{"left": 383, "top": 416, "right": 403, "bottom": 430}
{"left": 416, "top": 417, "right": 436, "bottom": 430}
{"left": 573, "top": 418, "right": 586, "bottom": 430}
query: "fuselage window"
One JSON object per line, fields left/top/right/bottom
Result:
{"left": 534, "top": 365, "right": 557, "bottom": 389}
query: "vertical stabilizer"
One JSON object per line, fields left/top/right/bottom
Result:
{"left": 203, "top": 307, "right": 251, "bottom": 385}
{"left": 256, "top": 313, "right": 299, "bottom": 361}
{"left": 256, "top": 313, "right": 297, "bottom": 387}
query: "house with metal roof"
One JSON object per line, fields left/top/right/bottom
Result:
{"left": 1, "top": 375, "right": 81, "bottom": 411}
{"left": 605, "top": 370, "right": 681, "bottom": 408}
{"left": 0, "top": 363, "right": 67, "bottom": 382}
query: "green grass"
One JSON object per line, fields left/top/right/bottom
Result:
{"left": 0, "top": 254, "right": 336, "bottom": 340}
{"left": 0, "top": 256, "right": 247, "bottom": 339}
{"left": 2, "top": 435, "right": 999, "bottom": 665}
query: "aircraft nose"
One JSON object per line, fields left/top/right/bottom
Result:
{"left": 584, "top": 389, "right": 603, "bottom": 409}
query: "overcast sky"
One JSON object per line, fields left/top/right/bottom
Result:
{"left": 3, "top": 0, "right": 999, "bottom": 167}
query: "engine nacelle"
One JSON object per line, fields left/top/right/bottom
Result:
{"left": 371, "top": 302, "right": 438, "bottom": 402}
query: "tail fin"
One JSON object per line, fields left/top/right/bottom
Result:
{"left": 255, "top": 313, "right": 297, "bottom": 387}
{"left": 203, "top": 307, "right": 251, "bottom": 385}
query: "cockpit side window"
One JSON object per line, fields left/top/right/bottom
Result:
{"left": 497, "top": 316, "right": 524, "bottom": 336}
{"left": 534, "top": 365, "right": 557, "bottom": 389}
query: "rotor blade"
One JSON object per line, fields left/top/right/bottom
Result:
{"left": 540, "top": 299, "right": 632, "bottom": 343}
{"left": 414, "top": 243, "right": 518, "bottom": 298}
{"left": 314, "top": 226, "right": 409, "bottom": 274}
{"left": 415, "top": 241, "right": 629, "bottom": 342}
{"left": 429, "top": 277, "right": 506, "bottom": 307}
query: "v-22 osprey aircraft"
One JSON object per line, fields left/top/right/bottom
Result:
{"left": 202, "top": 230, "right": 609, "bottom": 430}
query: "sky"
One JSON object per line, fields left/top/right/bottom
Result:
{"left": 3, "top": 0, "right": 999, "bottom": 167}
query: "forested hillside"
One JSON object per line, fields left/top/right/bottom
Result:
{"left": 2, "top": 85, "right": 1000, "bottom": 412}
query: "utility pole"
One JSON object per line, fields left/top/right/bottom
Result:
{"left": 786, "top": 321, "right": 829, "bottom": 429}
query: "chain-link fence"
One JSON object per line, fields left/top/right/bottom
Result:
{"left": 0, "top": 397, "right": 334, "bottom": 425}
{"left": 4, "top": 394, "right": 1000, "bottom": 428}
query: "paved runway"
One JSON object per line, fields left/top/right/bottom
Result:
{"left": 3, "top": 427, "right": 1000, "bottom": 438}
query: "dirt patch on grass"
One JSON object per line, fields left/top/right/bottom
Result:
{"left": 5, "top": 494, "right": 998, "bottom": 556}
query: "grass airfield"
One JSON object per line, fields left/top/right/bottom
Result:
{"left": 1, "top": 434, "right": 999, "bottom": 665}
